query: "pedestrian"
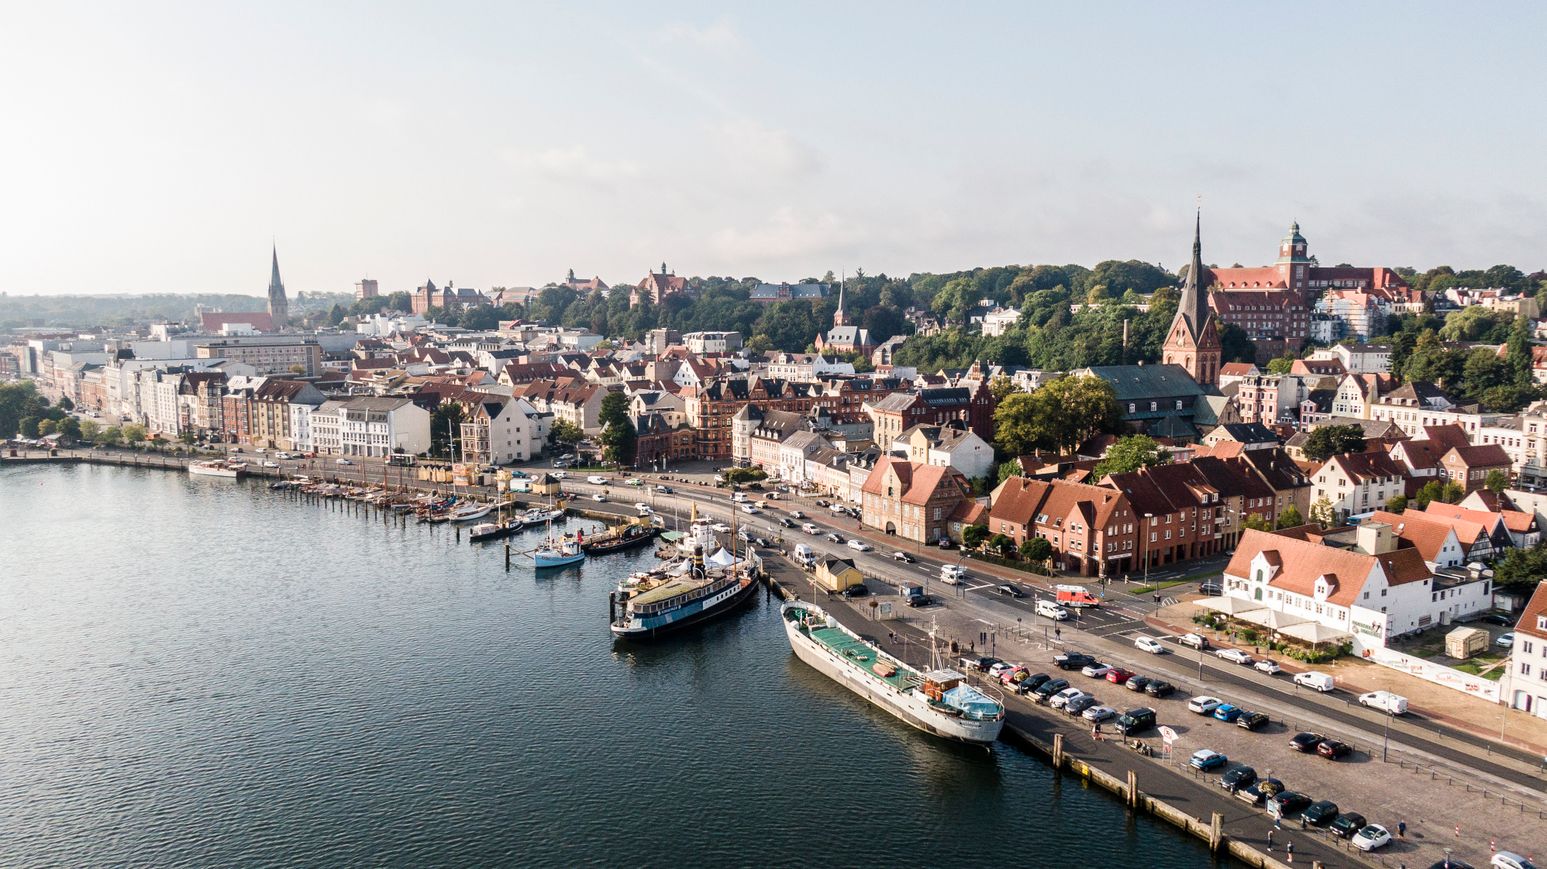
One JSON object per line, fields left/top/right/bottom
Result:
{"left": 1286, "top": 842, "right": 1293, "bottom": 861}
{"left": 1266, "top": 829, "right": 1274, "bottom": 851}
{"left": 1054, "top": 627, "right": 1062, "bottom": 641}
{"left": 1397, "top": 820, "right": 1406, "bottom": 838}
{"left": 1274, "top": 815, "right": 1282, "bottom": 830}
{"left": 1299, "top": 814, "right": 1307, "bottom": 830}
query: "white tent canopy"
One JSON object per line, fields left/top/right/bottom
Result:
{"left": 1236, "top": 609, "right": 1310, "bottom": 630}
{"left": 1197, "top": 596, "right": 1261, "bottom": 616}
{"left": 1278, "top": 621, "right": 1352, "bottom": 644}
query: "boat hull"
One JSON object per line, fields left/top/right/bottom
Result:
{"left": 188, "top": 463, "right": 242, "bottom": 478}
{"left": 582, "top": 527, "right": 661, "bottom": 555}
{"left": 469, "top": 520, "right": 527, "bottom": 543}
{"left": 534, "top": 552, "right": 585, "bottom": 569}
{"left": 610, "top": 577, "right": 758, "bottom": 639}
{"left": 781, "top": 605, "right": 1003, "bottom": 745}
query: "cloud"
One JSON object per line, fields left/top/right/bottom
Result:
{"left": 357, "top": 96, "right": 410, "bottom": 130}
{"left": 710, "top": 120, "right": 823, "bottom": 180}
{"left": 660, "top": 18, "right": 743, "bottom": 54}
{"left": 710, "top": 207, "right": 864, "bottom": 264}
{"left": 501, "top": 145, "right": 640, "bottom": 187}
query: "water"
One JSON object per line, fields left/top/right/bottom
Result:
{"left": 0, "top": 464, "right": 1220, "bottom": 867}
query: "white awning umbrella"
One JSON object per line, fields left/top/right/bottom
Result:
{"left": 1196, "top": 595, "right": 1262, "bottom": 616}
{"left": 1236, "top": 608, "right": 1310, "bottom": 630}
{"left": 1278, "top": 621, "right": 1351, "bottom": 644}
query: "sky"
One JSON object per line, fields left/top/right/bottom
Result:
{"left": 3, "top": 2, "right": 1545, "bottom": 296}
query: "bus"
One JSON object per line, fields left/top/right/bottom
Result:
{"left": 387, "top": 453, "right": 417, "bottom": 467}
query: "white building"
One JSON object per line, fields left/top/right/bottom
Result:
{"left": 1504, "top": 583, "right": 1547, "bottom": 718}
{"left": 337, "top": 397, "right": 432, "bottom": 458}
{"left": 1310, "top": 451, "right": 1408, "bottom": 523}
{"left": 311, "top": 400, "right": 345, "bottom": 454}
{"left": 893, "top": 423, "right": 995, "bottom": 482}
{"left": 682, "top": 331, "right": 743, "bottom": 355}
{"left": 980, "top": 307, "right": 1022, "bottom": 337}
{"left": 289, "top": 402, "right": 314, "bottom": 454}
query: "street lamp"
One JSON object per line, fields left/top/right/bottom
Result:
{"left": 1381, "top": 707, "right": 1393, "bottom": 762}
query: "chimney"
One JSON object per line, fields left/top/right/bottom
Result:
{"left": 1356, "top": 521, "right": 1396, "bottom": 555}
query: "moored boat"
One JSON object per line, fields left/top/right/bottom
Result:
{"left": 580, "top": 521, "right": 660, "bottom": 555}
{"left": 448, "top": 503, "right": 494, "bottom": 523}
{"left": 608, "top": 545, "right": 757, "bottom": 638}
{"left": 469, "top": 516, "right": 528, "bottom": 543}
{"left": 533, "top": 536, "right": 585, "bottom": 569}
{"left": 188, "top": 460, "right": 246, "bottom": 478}
{"left": 780, "top": 601, "right": 1004, "bottom": 745}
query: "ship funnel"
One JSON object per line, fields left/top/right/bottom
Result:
{"left": 693, "top": 544, "right": 705, "bottom": 577}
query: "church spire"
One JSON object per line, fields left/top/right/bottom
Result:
{"left": 266, "top": 243, "right": 289, "bottom": 329}
{"left": 1177, "top": 208, "right": 1210, "bottom": 336}
{"left": 833, "top": 271, "right": 847, "bottom": 328}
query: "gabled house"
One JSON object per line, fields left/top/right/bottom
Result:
{"left": 860, "top": 457, "right": 973, "bottom": 544}
{"left": 988, "top": 477, "right": 1138, "bottom": 576}
{"left": 1310, "top": 451, "right": 1409, "bottom": 523}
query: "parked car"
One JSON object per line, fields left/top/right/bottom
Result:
{"left": 337, "top": 458, "right": 353, "bottom": 465}
{"left": 1115, "top": 707, "right": 1156, "bottom": 735}
{"left": 711, "top": 523, "right": 730, "bottom": 532}
{"left": 1289, "top": 732, "right": 1326, "bottom": 753}
{"left": 1293, "top": 671, "right": 1336, "bottom": 692}
{"left": 1081, "top": 662, "right": 1113, "bottom": 678}
{"left": 1144, "top": 680, "right": 1176, "bottom": 698}
{"left": 1017, "top": 673, "right": 1052, "bottom": 694}
{"left": 1266, "top": 791, "right": 1313, "bottom": 820}
{"left": 1219, "top": 764, "right": 1256, "bottom": 791}
{"left": 1238, "top": 777, "right": 1284, "bottom": 805}
{"left": 1053, "top": 652, "right": 1096, "bottom": 671}
{"left": 655, "top": 485, "right": 673, "bottom": 494}
{"left": 1032, "top": 678, "right": 1070, "bottom": 701}
{"left": 1478, "top": 612, "right": 1514, "bottom": 627}
{"left": 1212, "top": 703, "right": 1242, "bottom": 723}
{"left": 1049, "top": 688, "right": 1086, "bottom": 710}
{"left": 1105, "top": 667, "right": 1135, "bottom": 684}
{"left": 987, "top": 662, "right": 1014, "bottom": 680}
{"left": 1125, "top": 675, "right": 1152, "bottom": 693}
{"left": 996, "top": 583, "right": 1025, "bottom": 599}
{"left": 1215, "top": 648, "right": 1254, "bottom": 665}
{"left": 841, "top": 584, "right": 869, "bottom": 599}
{"left": 1492, "top": 852, "right": 1539, "bottom": 869}
{"left": 1189, "top": 749, "right": 1228, "bottom": 771}
{"left": 1198, "top": 581, "right": 1223, "bottom": 596}
{"left": 1064, "top": 695, "right": 1099, "bottom": 717}
{"left": 261, "top": 460, "right": 279, "bottom": 468}
{"left": 1358, "top": 690, "right": 1409, "bottom": 715}
{"left": 1254, "top": 659, "right": 1282, "bottom": 675}
{"left": 893, "top": 551, "right": 915, "bottom": 563}
{"left": 1316, "top": 739, "right": 1352, "bottom": 760}
{"left": 1187, "top": 695, "right": 1222, "bottom": 715}
{"left": 1236, "top": 710, "right": 1270, "bottom": 731}
{"left": 847, "top": 539, "right": 872, "bottom": 552}
{"left": 1329, "top": 812, "right": 1368, "bottom": 840}
{"left": 1302, "top": 800, "right": 1340, "bottom": 827}
{"left": 1350, "top": 824, "right": 1392, "bottom": 852}
{"left": 1134, "top": 636, "right": 1167, "bottom": 654}
{"left": 1082, "top": 705, "right": 1117, "bottom": 723}
{"left": 1179, "top": 633, "right": 1209, "bottom": 649}
{"left": 1496, "top": 632, "right": 1517, "bottom": 648}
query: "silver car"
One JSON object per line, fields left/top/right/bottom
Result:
{"left": 1082, "top": 705, "right": 1118, "bottom": 723}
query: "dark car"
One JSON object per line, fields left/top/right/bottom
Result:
{"left": 842, "top": 583, "right": 869, "bottom": 598}
{"left": 1018, "top": 673, "right": 1052, "bottom": 694}
{"left": 825, "top": 533, "right": 845, "bottom": 544}
{"left": 1478, "top": 613, "right": 1514, "bottom": 626}
{"left": 996, "top": 584, "right": 1026, "bottom": 599}
{"left": 1329, "top": 812, "right": 1368, "bottom": 840}
{"left": 1267, "top": 791, "right": 1313, "bottom": 820}
{"left": 1125, "top": 675, "right": 1152, "bottom": 693}
{"left": 1116, "top": 707, "right": 1156, "bottom": 735}
{"left": 1289, "top": 732, "right": 1326, "bottom": 753}
{"left": 1198, "top": 581, "right": 1223, "bottom": 596}
{"left": 1145, "top": 679, "right": 1176, "bottom": 698}
{"left": 1302, "top": 800, "right": 1340, "bottom": 827}
{"left": 1033, "top": 678, "right": 1069, "bottom": 700}
{"left": 778, "top": 517, "right": 794, "bottom": 528}
{"left": 1219, "top": 764, "right": 1257, "bottom": 791}
{"left": 1317, "top": 739, "right": 1353, "bottom": 760}
{"left": 975, "top": 657, "right": 1003, "bottom": 672}
{"left": 1238, "top": 777, "right": 1285, "bottom": 805}
{"left": 1054, "top": 652, "right": 1097, "bottom": 671}
{"left": 1065, "top": 695, "right": 1098, "bottom": 716}
{"left": 1236, "top": 710, "right": 1270, "bottom": 731}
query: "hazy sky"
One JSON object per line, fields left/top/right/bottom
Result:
{"left": 4, "top": 2, "right": 1544, "bottom": 296}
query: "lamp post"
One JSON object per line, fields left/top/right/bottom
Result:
{"left": 1143, "top": 513, "right": 1154, "bottom": 585}
{"left": 1381, "top": 707, "right": 1393, "bottom": 762}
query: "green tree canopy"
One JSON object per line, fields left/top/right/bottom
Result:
{"left": 1302, "top": 425, "right": 1366, "bottom": 462}
{"left": 1092, "top": 435, "right": 1168, "bottom": 479}
{"left": 1275, "top": 504, "right": 1303, "bottom": 529}
{"left": 598, "top": 391, "right": 637, "bottom": 466}
{"left": 993, "top": 375, "right": 1118, "bottom": 456}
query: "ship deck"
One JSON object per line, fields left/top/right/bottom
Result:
{"left": 808, "top": 625, "right": 917, "bottom": 691}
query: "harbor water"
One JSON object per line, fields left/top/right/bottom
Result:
{"left": 0, "top": 464, "right": 1220, "bottom": 867}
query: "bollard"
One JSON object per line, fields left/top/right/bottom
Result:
{"left": 1126, "top": 769, "right": 1137, "bottom": 809}
{"left": 1052, "top": 733, "right": 1065, "bottom": 769}
{"left": 1208, "top": 812, "right": 1223, "bottom": 853}
{"left": 505, "top": 542, "right": 511, "bottom": 571}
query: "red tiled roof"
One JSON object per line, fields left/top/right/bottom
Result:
{"left": 1226, "top": 529, "right": 1430, "bottom": 607}
{"left": 1516, "top": 582, "right": 1547, "bottom": 641}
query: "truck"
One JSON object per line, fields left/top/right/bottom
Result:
{"left": 1054, "top": 584, "right": 1101, "bottom": 608}
{"left": 793, "top": 544, "right": 816, "bottom": 569}
{"left": 898, "top": 581, "right": 930, "bottom": 607}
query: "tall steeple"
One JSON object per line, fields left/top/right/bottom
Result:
{"left": 266, "top": 244, "right": 289, "bottom": 330}
{"left": 1162, "top": 210, "right": 1221, "bottom": 387}
{"left": 832, "top": 272, "right": 848, "bottom": 328}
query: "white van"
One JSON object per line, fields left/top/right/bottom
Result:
{"left": 731, "top": 491, "right": 747, "bottom": 502}
{"left": 1035, "top": 600, "right": 1069, "bottom": 621}
{"left": 793, "top": 544, "right": 816, "bottom": 568}
{"left": 586, "top": 475, "right": 607, "bottom": 485}
{"left": 1292, "top": 671, "right": 1335, "bottom": 693}
{"left": 1358, "top": 690, "right": 1409, "bottom": 715}
{"left": 939, "top": 564, "right": 965, "bottom": 585}
{"left": 802, "top": 522, "right": 820, "bottom": 535}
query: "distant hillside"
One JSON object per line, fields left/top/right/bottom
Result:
{"left": 0, "top": 292, "right": 349, "bottom": 330}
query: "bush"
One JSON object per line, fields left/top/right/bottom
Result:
{"left": 1239, "top": 628, "right": 1260, "bottom": 645}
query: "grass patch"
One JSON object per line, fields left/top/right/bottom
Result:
{"left": 1451, "top": 658, "right": 1507, "bottom": 680}
{"left": 1131, "top": 578, "right": 1196, "bottom": 595}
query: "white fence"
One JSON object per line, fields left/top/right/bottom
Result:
{"left": 1365, "top": 646, "right": 1502, "bottom": 703}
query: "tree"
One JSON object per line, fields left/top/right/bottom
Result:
{"left": 430, "top": 403, "right": 465, "bottom": 459}
{"left": 1385, "top": 495, "right": 1409, "bottom": 513}
{"left": 1265, "top": 354, "right": 1296, "bottom": 375}
{"left": 19, "top": 416, "right": 40, "bottom": 438}
{"left": 1217, "top": 323, "right": 1255, "bottom": 364}
{"left": 962, "top": 524, "right": 989, "bottom": 550}
{"left": 1495, "top": 542, "right": 1547, "bottom": 592}
{"left": 1275, "top": 505, "right": 1303, "bottom": 529}
{"left": 326, "top": 304, "right": 346, "bottom": 326}
{"left": 120, "top": 423, "right": 147, "bottom": 445}
{"left": 549, "top": 419, "right": 583, "bottom": 450}
{"left": 1242, "top": 513, "right": 1271, "bottom": 532}
{"left": 36, "top": 419, "right": 56, "bottom": 436}
{"left": 994, "top": 375, "right": 1117, "bottom": 456}
{"left": 1412, "top": 480, "right": 1445, "bottom": 509}
{"left": 598, "top": 391, "right": 636, "bottom": 467}
{"left": 988, "top": 374, "right": 1020, "bottom": 402}
{"left": 78, "top": 419, "right": 100, "bottom": 443}
{"left": 1308, "top": 497, "right": 1335, "bottom": 527}
{"left": 1092, "top": 435, "right": 1168, "bottom": 479}
{"left": 988, "top": 533, "right": 1015, "bottom": 556}
{"left": 1485, "top": 469, "right": 1510, "bottom": 495}
{"left": 1022, "top": 537, "right": 1052, "bottom": 564}
{"left": 99, "top": 425, "right": 123, "bottom": 445}
{"left": 1302, "top": 425, "right": 1365, "bottom": 462}
{"left": 996, "top": 459, "right": 1022, "bottom": 483}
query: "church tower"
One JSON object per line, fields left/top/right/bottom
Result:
{"left": 267, "top": 244, "right": 289, "bottom": 330}
{"left": 832, "top": 275, "right": 848, "bottom": 328}
{"left": 1162, "top": 211, "right": 1221, "bottom": 386}
{"left": 1274, "top": 221, "right": 1312, "bottom": 292}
